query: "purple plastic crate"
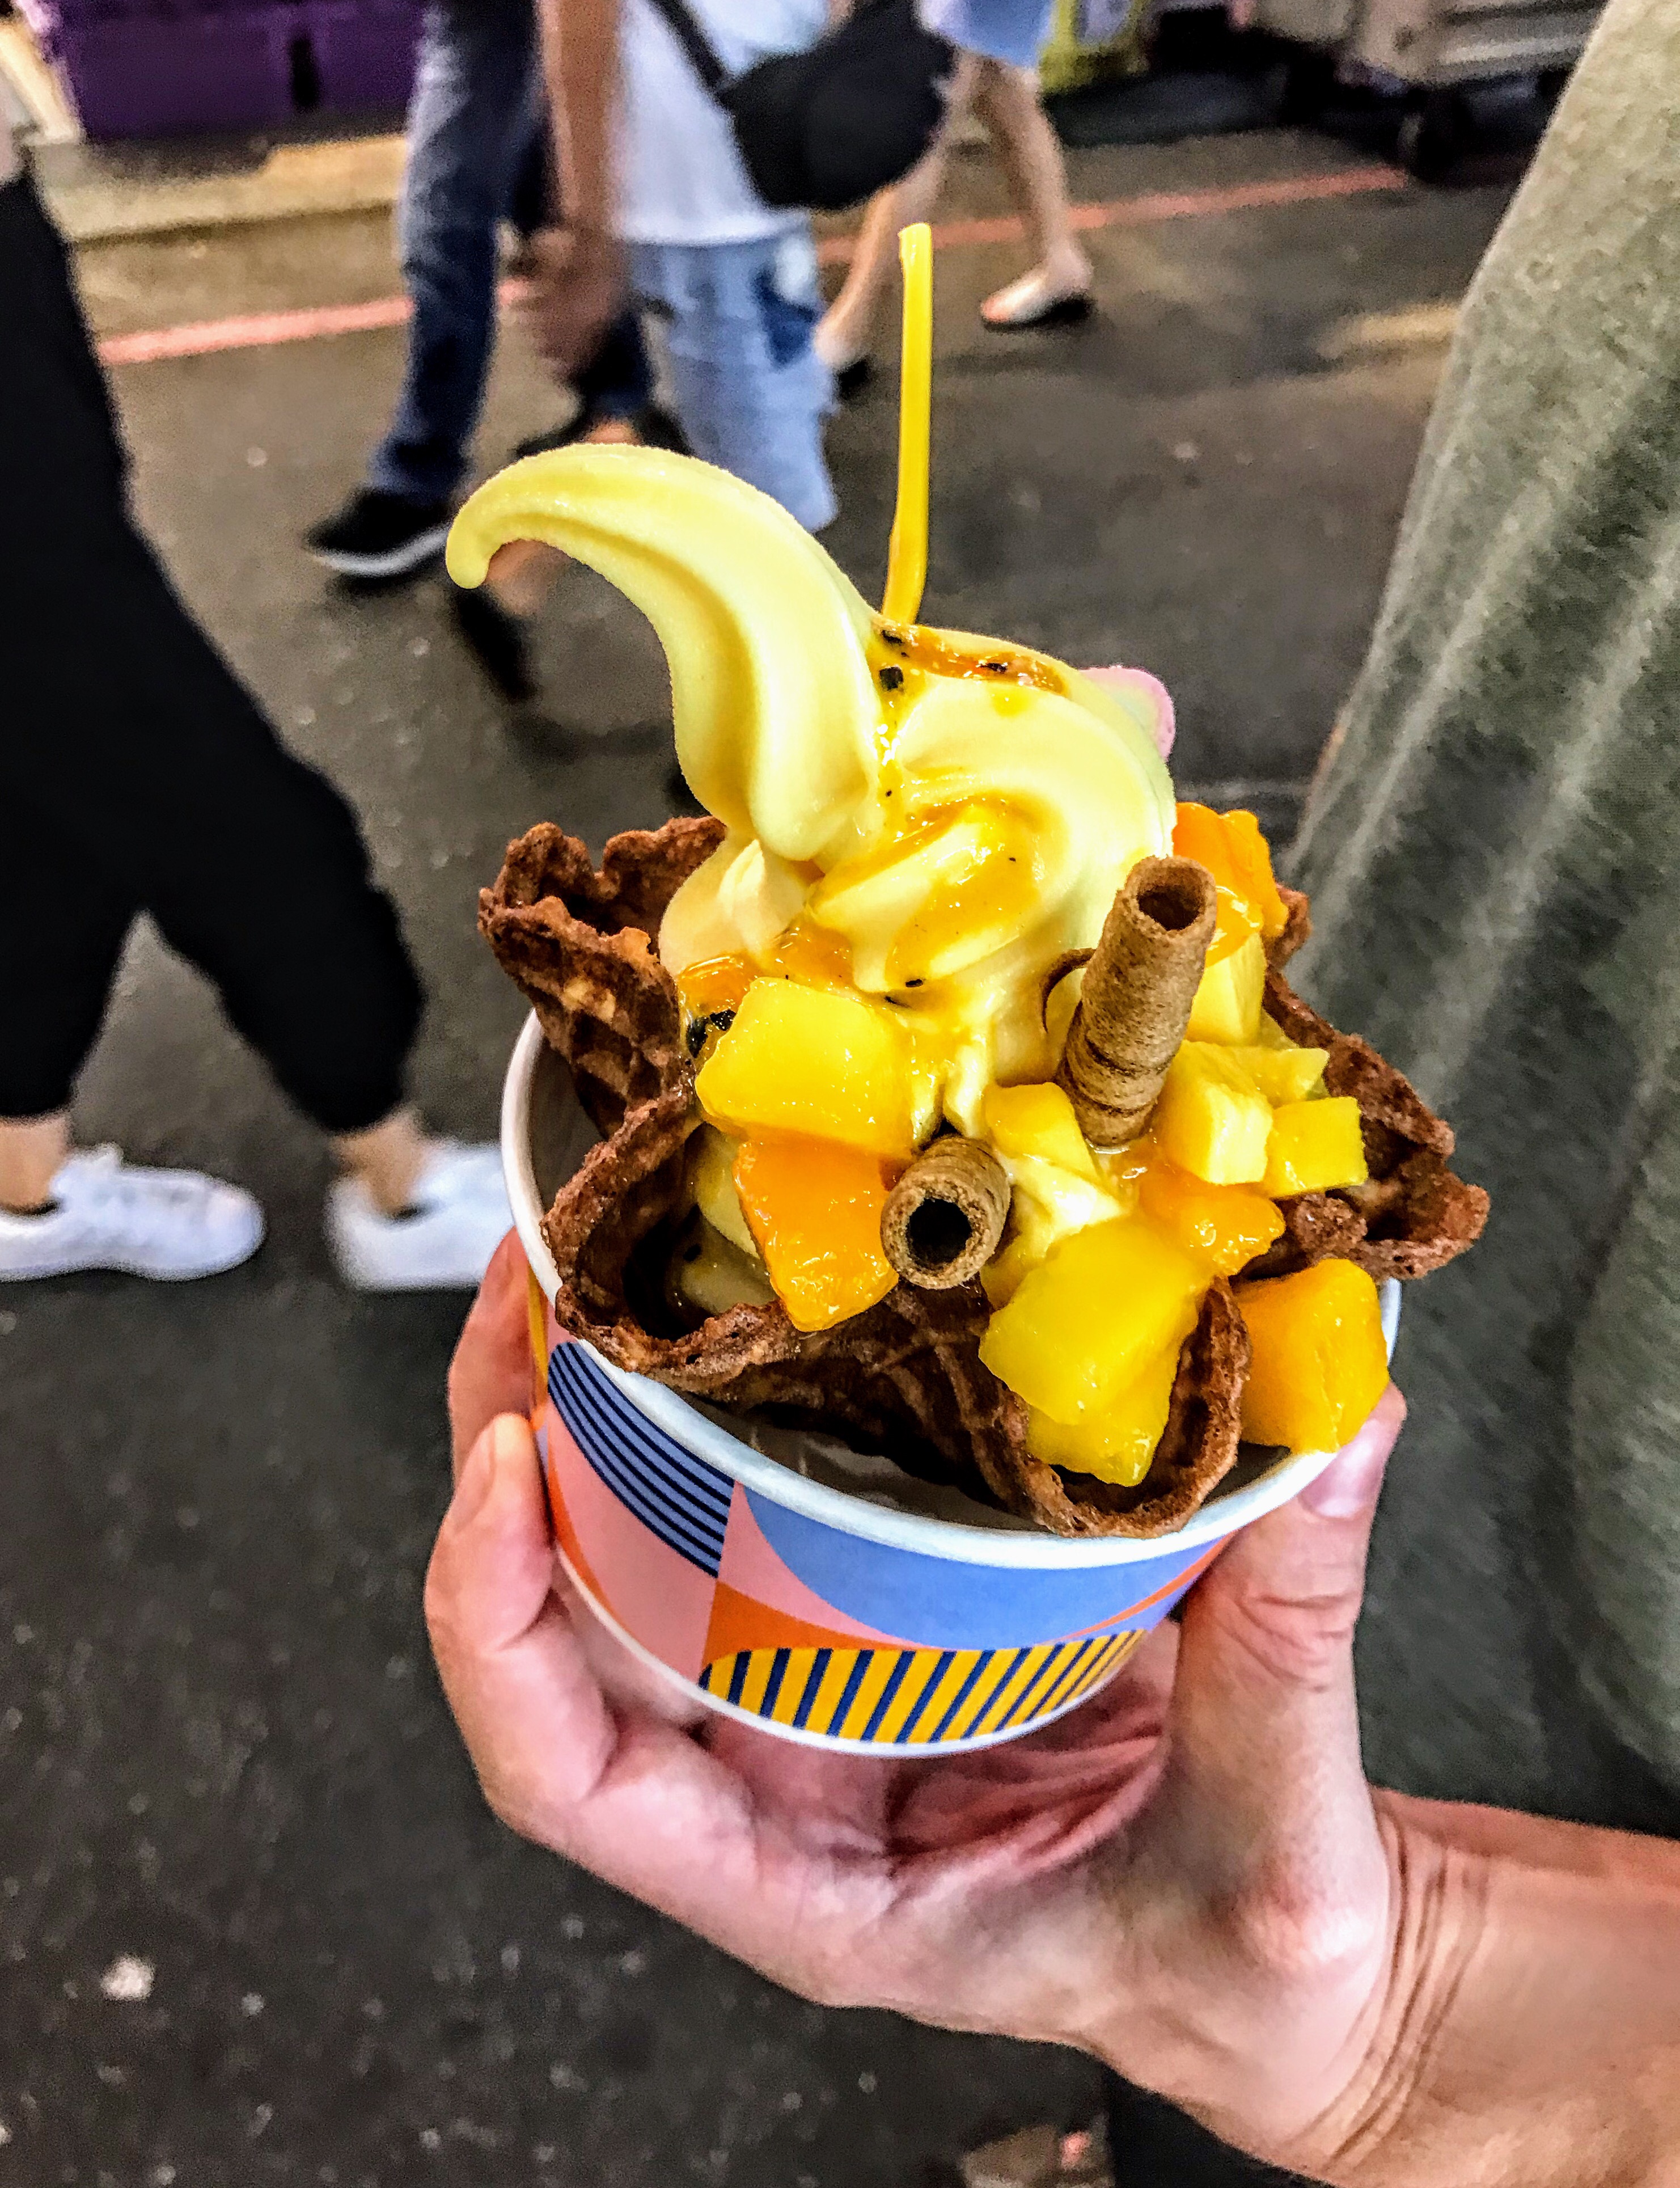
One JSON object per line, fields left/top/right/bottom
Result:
{"left": 303, "top": 0, "right": 421, "bottom": 111}
{"left": 22, "top": 0, "right": 420, "bottom": 139}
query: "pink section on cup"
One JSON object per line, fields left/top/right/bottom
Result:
{"left": 716, "top": 1486, "right": 902, "bottom": 1649}
{"left": 548, "top": 1409, "right": 714, "bottom": 1681}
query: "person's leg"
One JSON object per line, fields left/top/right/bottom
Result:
{"left": 505, "top": 77, "right": 553, "bottom": 246}
{"left": 971, "top": 58, "right": 1092, "bottom": 327}
{"left": 0, "top": 1116, "right": 70, "bottom": 1214}
{"left": 3, "top": 175, "right": 504, "bottom": 1286}
{"left": 567, "top": 311, "right": 657, "bottom": 430}
{"left": 20, "top": 551, "right": 507, "bottom": 1281}
{"left": 365, "top": 0, "right": 540, "bottom": 506}
{"left": 0, "top": 174, "right": 263, "bottom": 1278}
{"left": 814, "top": 148, "right": 947, "bottom": 379}
{"left": 814, "top": 52, "right": 979, "bottom": 378}
{"left": 637, "top": 232, "right": 837, "bottom": 535}
{"left": 0, "top": 776, "right": 267, "bottom": 1278}
{"left": 96, "top": 567, "right": 517, "bottom": 1282}
{"left": 0, "top": 796, "right": 132, "bottom": 1215}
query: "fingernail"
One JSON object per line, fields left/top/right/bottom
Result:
{"left": 1300, "top": 1391, "right": 1403, "bottom": 1518}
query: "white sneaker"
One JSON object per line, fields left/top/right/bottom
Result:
{"left": 0, "top": 1146, "right": 265, "bottom": 1282}
{"left": 325, "top": 1141, "right": 510, "bottom": 1291}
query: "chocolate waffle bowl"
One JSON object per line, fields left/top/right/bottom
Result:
{"left": 484, "top": 822, "right": 1482, "bottom": 1540}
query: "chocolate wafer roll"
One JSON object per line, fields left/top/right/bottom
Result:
{"left": 1056, "top": 856, "right": 1217, "bottom": 1147}
{"left": 882, "top": 1138, "right": 1011, "bottom": 1290}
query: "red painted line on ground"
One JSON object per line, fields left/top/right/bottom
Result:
{"left": 816, "top": 161, "right": 1406, "bottom": 261}
{"left": 97, "top": 163, "right": 1406, "bottom": 368}
{"left": 99, "top": 290, "right": 416, "bottom": 365}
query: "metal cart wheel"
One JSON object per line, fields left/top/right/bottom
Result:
{"left": 1397, "top": 88, "right": 1469, "bottom": 181}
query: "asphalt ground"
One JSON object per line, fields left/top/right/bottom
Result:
{"left": 1, "top": 127, "right": 1520, "bottom": 2187}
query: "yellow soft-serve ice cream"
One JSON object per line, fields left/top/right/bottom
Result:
{"left": 660, "top": 556, "right": 1176, "bottom": 1127}
{"left": 454, "top": 443, "right": 1174, "bottom": 1122}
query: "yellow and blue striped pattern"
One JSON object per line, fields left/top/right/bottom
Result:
{"left": 698, "top": 1631, "right": 1140, "bottom": 1746}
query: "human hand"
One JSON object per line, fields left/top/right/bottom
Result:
{"left": 428, "top": 1241, "right": 1412, "bottom": 2174}
{"left": 513, "top": 225, "right": 627, "bottom": 380}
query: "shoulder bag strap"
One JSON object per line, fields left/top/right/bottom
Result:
{"left": 638, "top": 0, "right": 733, "bottom": 96}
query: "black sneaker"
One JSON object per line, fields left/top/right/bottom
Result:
{"left": 636, "top": 403, "right": 691, "bottom": 456}
{"left": 511, "top": 403, "right": 691, "bottom": 465}
{"left": 513, "top": 415, "right": 598, "bottom": 462}
{"left": 448, "top": 582, "right": 536, "bottom": 706}
{"left": 304, "top": 488, "right": 452, "bottom": 580}
{"left": 832, "top": 357, "right": 874, "bottom": 403}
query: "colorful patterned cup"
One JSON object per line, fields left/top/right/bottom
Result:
{"left": 503, "top": 1015, "right": 1399, "bottom": 1755}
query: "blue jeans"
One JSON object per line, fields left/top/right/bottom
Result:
{"left": 369, "top": 0, "right": 543, "bottom": 501}
{"left": 630, "top": 230, "right": 836, "bottom": 533}
{"left": 368, "top": 0, "right": 648, "bottom": 502}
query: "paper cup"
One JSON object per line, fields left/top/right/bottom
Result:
{"left": 502, "top": 1015, "right": 1399, "bottom": 1755}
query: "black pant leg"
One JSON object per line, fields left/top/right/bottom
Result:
{"left": 0, "top": 788, "right": 139, "bottom": 1120}
{"left": 0, "top": 174, "right": 426, "bottom": 1135}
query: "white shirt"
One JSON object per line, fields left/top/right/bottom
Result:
{"left": 615, "top": 0, "right": 827, "bottom": 246}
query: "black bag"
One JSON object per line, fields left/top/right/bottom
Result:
{"left": 642, "top": 0, "right": 956, "bottom": 213}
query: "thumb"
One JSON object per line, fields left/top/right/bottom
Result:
{"left": 1163, "top": 1384, "right": 1405, "bottom": 1887}
{"left": 425, "top": 1412, "right": 617, "bottom": 1840}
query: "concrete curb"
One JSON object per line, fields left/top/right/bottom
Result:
{"left": 32, "top": 131, "right": 406, "bottom": 244}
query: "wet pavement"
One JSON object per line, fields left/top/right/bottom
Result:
{"left": 2, "top": 125, "right": 1518, "bottom": 2186}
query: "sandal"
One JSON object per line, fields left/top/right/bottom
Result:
{"left": 980, "top": 265, "right": 1095, "bottom": 331}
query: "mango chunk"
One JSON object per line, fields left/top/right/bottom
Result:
{"left": 733, "top": 1134, "right": 899, "bottom": 1333}
{"left": 1186, "top": 929, "right": 1267, "bottom": 1044}
{"left": 697, "top": 979, "right": 916, "bottom": 1159}
{"left": 1025, "top": 1341, "right": 1183, "bottom": 1487}
{"left": 980, "top": 1152, "right": 1128, "bottom": 1308}
{"left": 1173, "top": 803, "right": 1289, "bottom": 942}
{"left": 1227, "top": 1043, "right": 1328, "bottom": 1105}
{"left": 980, "top": 1217, "right": 1204, "bottom": 1427}
{"left": 1139, "top": 1157, "right": 1285, "bottom": 1277}
{"left": 1261, "top": 1097, "right": 1368, "bottom": 1198}
{"left": 1235, "top": 1260, "right": 1389, "bottom": 1454}
{"left": 1153, "top": 1044, "right": 1272, "bottom": 1185}
{"left": 687, "top": 1125, "right": 756, "bottom": 1255}
{"left": 1219, "top": 810, "right": 1290, "bottom": 940}
{"left": 1173, "top": 801, "right": 1259, "bottom": 964}
{"left": 1173, "top": 800, "right": 1248, "bottom": 899}
{"left": 1253, "top": 1009, "right": 1295, "bottom": 1051}
{"left": 981, "top": 1081, "right": 1098, "bottom": 1181}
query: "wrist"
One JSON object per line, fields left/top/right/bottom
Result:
{"left": 1277, "top": 1794, "right": 1492, "bottom": 2185}
{"left": 1305, "top": 1793, "right": 1680, "bottom": 2188}
{"left": 1077, "top": 1798, "right": 1488, "bottom": 2184}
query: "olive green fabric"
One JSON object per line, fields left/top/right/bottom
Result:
{"left": 1291, "top": 0, "right": 1680, "bottom": 1826}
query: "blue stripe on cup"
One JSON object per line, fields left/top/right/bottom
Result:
{"left": 549, "top": 1344, "right": 733, "bottom": 1577}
